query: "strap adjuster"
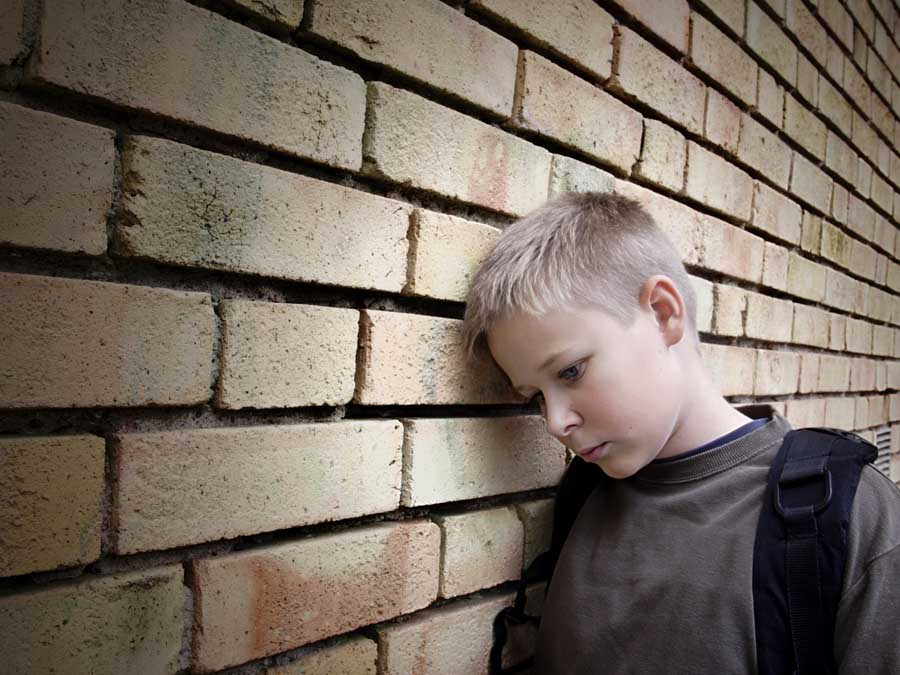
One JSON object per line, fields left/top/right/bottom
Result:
{"left": 775, "top": 464, "right": 833, "bottom": 518}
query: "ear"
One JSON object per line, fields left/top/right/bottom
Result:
{"left": 639, "top": 275, "right": 685, "bottom": 347}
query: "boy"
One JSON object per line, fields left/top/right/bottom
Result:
{"left": 461, "top": 192, "right": 900, "bottom": 673}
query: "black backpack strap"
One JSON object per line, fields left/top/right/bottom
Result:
{"left": 753, "top": 427, "right": 877, "bottom": 675}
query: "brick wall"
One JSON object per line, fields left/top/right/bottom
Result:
{"left": 1, "top": 0, "right": 899, "bottom": 672}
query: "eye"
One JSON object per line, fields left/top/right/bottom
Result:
{"left": 558, "top": 362, "right": 584, "bottom": 381}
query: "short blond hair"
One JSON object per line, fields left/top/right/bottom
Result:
{"left": 462, "top": 192, "right": 698, "bottom": 360}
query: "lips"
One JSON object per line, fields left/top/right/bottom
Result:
{"left": 577, "top": 442, "right": 609, "bottom": 460}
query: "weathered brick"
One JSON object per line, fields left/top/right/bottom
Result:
{"left": 0, "top": 566, "right": 183, "bottom": 674}
{"left": 755, "top": 349, "right": 800, "bottom": 395}
{"left": 785, "top": 397, "right": 827, "bottom": 427}
{"left": 873, "top": 325, "right": 895, "bottom": 356}
{"left": 691, "top": 13, "right": 757, "bottom": 106}
{"left": 365, "top": 82, "right": 550, "bottom": 216}
{"left": 635, "top": 119, "right": 686, "bottom": 192}
{"left": 818, "top": 74, "right": 853, "bottom": 135}
{"left": 830, "top": 313, "right": 847, "bottom": 350}
{"left": 800, "top": 211, "right": 823, "bottom": 254}
{"left": 705, "top": 88, "right": 742, "bottom": 155}
{"left": 820, "top": 220, "right": 853, "bottom": 269}
{"left": 751, "top": 181, "right": 802, "bottom": 243}
{"left": 868, "top": 50, "right": 893, "bottom": 106}
{"left": 747, "top": 292, "right": 794, "bottom": 342}
{"left": 865, "top": 395, "right": 889, "bottom": 427}
{"left": 819, "top": 354, "right": 852, "bottom": 391}
{"left": 701, "top": 343, "right": 757, "bottom": 396}
{"left": 0, "top": 102, "right": 113, "bottom": 255}
{"left": 700, "top": 217, "right": 766, "bottom": 283}
{"left": 29, "top": 0, "right": 363, "bottom": 170}
{"left": 824, "top": 131, "right": 856, "bottom": 184}
{"left": 871, "top": 88, "right": 894, "bottom": 140}
{"left": 825, "top": 268, "right": 859, "bottom": 311}
{"left": 852, "top": 111, "right": 879, "bottom": 162}
{"left": 746, "top": 1, "right": 798, "bottom": 84}
{"left": 513, "top": 51, "right": 642, "bottom": 171}
{"left": 118, "top": 135, "right": 410, "bottom": 292}
{"left": 848, "top": 239, "right": 877, "bottom": 280}
{"left": 796, "top": 53, "right": 819, "bottom": 106}
{"left": 848, "top": 0, "right": 876, "bottom": 38}
{"left": 850, "top": 358, "right": 878, "bottom": 391}
{"left": 889, "top": 260, "right": 900, "bottom": 292}
{"left": 713, "top": 284, "right": 746, "bottom": 337}
{"left": 799, "top": 353, "right": 820, "bottom": 393}
{"left": 113, "top": 420, "right": 402, "bottom": 554}
{"left": 402, "top": 417, "right": 565, "bottom": 506}
{"left": 825, "top": 36, "right": 845, "bottom": 82}
{"left": 843, "top": 60, "right": 872, "bottom": 118}
{"left": 786, "top": 0, "right": 828, "bottom": 67}
{"left": 831, "top": 183, "right": 850, "bottom": 224}
{"left": 789, "top": 152, "right": 832, "bottom": 213}
{"left": 820, "top": 0, "right": 854, "bottom": 49}
{"left": 763, "top": 241, "right": 790, "bottom": 290}
{"left": 192, "top": 521, "right": 440, "bottom": 672}
{"left": 875, "top": 254, "right": 889, "bottom": 286}
{"left": 854, "top": 397, "right": 871, "bottom": 429}
{"left": 310, "top": 0, "right": 515, "bottom": 115}
{"left": 871, "top": 172, "right": 895, "bottom": 215}
{"left": 217, "top": 300, "right": 357, "bottom": 409}
{"left": 786, "top": 253, "right": 827, "bottom": 302}
{"left": 738, "top": 114, "right": 793, "bottom": 188}
{"left": 868, "top": 287, "right": 895, "bottom": 324}
{"left": 686, "top": 142, "right": 753, "bottom": 220}
{"left": 548, "top": 154, "right": 616, "bottom": 197}
{"left": 825, "top": 396, "right": 856, "bottom": 429}
{"left": 0, "top": 435, "right": 103, "bottom": 577}
{"left": 696, "top": 0, "right": 745, "bottom": 37}
{"left": 266, "top": 637, "right": 376, "bottom": 675}
{"left": 784, "top": 95, "right": 827, "bottom": 158}
{"left": 516, "top": 498, "right": 554, "bottom": 568}
{"left": 791, "top": 304, "right": 831, "bottom": 348}
{"left": 0, "top": 0, "right": 26, "bottom": 64}
{"left": 846, "top": 317, "right": 874, "bottom": 354}
{"left": 228, "top": 0, "right": 303, "bottom": 29}
{"left": 470, "top": 0, "right": 614, "bottom": 80}
{"left": 848, "top": 194, "right": 877, "bottom": 240}
{"left": 0, "top": 273, "right": 215, "bottom": 408}
{"left": 756, "top": 67, "right": 785, "bottom": 127}
{"left": 614, "top": 26, "right": 705, "bottom": 134}
{"left": 407, "top": 209, "right": 499, "bottom": 302}
{"left": 437, "top": 507, "right": 523, "bottom": 598}
{"left": 851, "top": 26, "right": 867, "bottom": 69}
{"left": 857, "top": 157, "right": 874, "bottom": 197}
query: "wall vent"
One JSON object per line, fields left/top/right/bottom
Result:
{"left": 873, "top": 426, "right": 892, "bottom": 478}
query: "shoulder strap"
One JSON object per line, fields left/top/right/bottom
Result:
{"left": 753, "top": 427, "right": 877, "bottom": 675}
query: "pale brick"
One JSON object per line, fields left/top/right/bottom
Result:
{"left": 792, "top": 303, "right": 830, "bottom": 348}
{"left": 697, "top": 0, "right": 745, "bottom": 37}
{"left": 408, "top": 209, "right": 499, "bottom": 302}
{"left": 192, "top": 521, "right": 440, "bottom": 672}
{"left": 854, "top": 397, "right": 870, "bottom": 429}
{"left": 796, "top": 53, "right": 819, "bottom": 106}
{"left": 119, "top": 135, "right": 410, "bottom": 292}
{"left": 513, "top": 51, "right": 642, "bottom": 171}
{"left": 873, "top": 325, "right": 895, "bottom": 356}
{"left": 875, "top": 254, "right": 889, "bottom": 286}
{"left": 365, "top": 82, "right": 550, "bottom": 216}
{"left": 847, "top": 194, "right": 877, "bottom": 239}
{"left": 890, "top": 362, "right": 900, "bottom": 389}
{"left": 857, "top": 157, "right": 874, "bottom": 197}
{"left": 636, "top": 119, "right": 686, "bottom": 191}
{"left": 850, "top": 358, "right": 878, "bottom": 391}
{"left": 843, "top": 60, "right": 872, "bottom": 117}
{"left": 763, "top": 241, "right": 790, "bottom": 290}
{"left": 217, "top": 300, "right": 357, "bottom": 409}
{"left": 746, "top": 292, "right": 794, "bottom": 342}
{"left": 691, "top": 276, "right": 715, "bottom": 333}
{"left": 832, "top": 183, "right": 849, "bottom": 224}
{"left": 785, "top": 397, "right": 827, "bottom": 427}
{"left": 848, "top": 239, "right": 877, "bottom": 279}
{"left": 820, "top": 220, "right": 853, "bottom": 269}
{"left": 786, "top": 0, "right": 828, "bottom": 68}
{"left": 868, "top": 287, "right": 894, "bottom": 323}
{"left": 755, "top": 349, "right": 800, "bottom": 395}
{"left": 705, "top": 88, "right": 742, "bottom": 154}
{"left": 825, "top": 130, "right": 855, "bottom": 185}
{"left": 820, "top": 0, "right": 854, "bottom": 49}
{"left": 818, "top": 74, "right": 853, "bottom": 135}
{"left": 825, "top": 268, "right": 860, "bottom": 311}
{"left": 0, "top": 567, "right": 183, "bottom": 674}
{"left": 830, "top": 313, "right": 848, "bottom": 350}
{"left": 691, "top": 13, "right": 757, "bottom": 106}
{"left": 876, "top": 217, "right": 897, "bottom": 257}
{"left": 113, "top": 420, "right": 402, "bottom": 554}
{"left": 267, "top": 637, "right": 376, "bottom": 675}
{"left": 800, "top": 211, "right": 823, "bottom": 254}
{"left": 848, "top": 0, "right": 876, "bottom": 38}
{"left": 738, "top": 114, "right": 793, "bottom": 188}
{"left": 686, "top": 142, "right": 753, "bottom": 220}
{"left": 747, "top": 1, "right": 798, "bottom": 84}
{"left": 825, "top": 396, "right": 857, "bottom": 429}
{"left": 756, "top": 67, "right": 785, "bottom": 127}
{"left": 714, "top": 284, "right": 746, "bottom": 337}
{"left": 30, "top": 0, "right": 363, "bottom": 170}
{"left": 846, "top": 317, "right": 874, "bottom": 354}
{"left": 0, "top": 273, "right": 214, "bottom": 408}
{"left": 0, "top": 435, "right": 103, "bottom": 577}
{"left": 701, "top": 343, "right": 757, "bottom": 396}
{"left": 784, "top": 95, "right": 827, "bottom": 158}
{"left": 752, "top": 181, "right": 802, "bottom": 243}
{"left": 852, "top": 111, "right": 879, "bottom": 162}
{"left": 871, "top": 90, "right": 894, "bottom": 140}
{"left": 517, "top": 498, "right": 554, "bottom": 568}
{"left": 868, "top": 49, "right": 892, "bottom": 102}
{"left": 871, "top": 172, "right": 895, "bottom": 214}
{"left": 615, "top": 26, "right": 705, "bottom": 134}
{"left": 786, "top": 253, "right": 827, "bottom": 302}
{"left": 889, "top": 261, "right": 900, "bottom": 292}
{"left": 0, "top": 103, "right": 112, "bottom": 255}
{"left": 310, "top": 0, "right": 516, "bottom": 116}
{"left": 799, "top": 354, "right": 820, "bottom": 393}
{"left": 893, "top": 394, "right": 900, "bottom": 420}
{"left": 789, "top": 152, "right": 833, "bottom": 213}
{"left": 437, "top": 506, "right": 523, "bottom": 597}
{"left": 825, "top": 36, "right": 845, "bottom": 82}
{"left": 819, "top": 354, "right": 852, "bottom": 391}
{"left": 229, "top": 0, "right": 303, "bottom": 29}
{"left": 700, "top": 217, "right": 766, "bottom": 283}
{"left": 851, "top": 27, "right": 867, "bottom": 73}
{"left": 471, "top": 0, "right": 614, "bottom": 80}
{"left": 548, "top": 155, "right": 616, "bottom": 197}
{"left": 866, "top": 395, "right": 888, "bottom": 427}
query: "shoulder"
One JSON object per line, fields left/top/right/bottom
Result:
{"left": 844, "top": 465, "right": 900, "bottom": 591}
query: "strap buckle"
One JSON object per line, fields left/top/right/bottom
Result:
{"left": 775, "top": 461, "right": 833, "bottom": 519}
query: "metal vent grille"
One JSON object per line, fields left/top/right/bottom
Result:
{"left": 873, "top": 426, "right": 892, "bottom": 478}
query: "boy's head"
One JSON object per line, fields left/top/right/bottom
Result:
{"left": 462, "top": 192, "right": 703, "bottom": 478}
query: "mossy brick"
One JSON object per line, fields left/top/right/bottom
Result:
{"left": 784, "top": 95, "right": 827, "bottom": 159}
{"left": 746, "top": 1, "right": 798, "bottom": 85}
{"left": 746, "top": 292, "right": 794, "bottom": 342}
{"left": 191, "top": 521, "right": 440, "bottom": 672}
{"left": 762, "top": 242, "right": 790, "bottom": 291}
{"left": 0, "top": 273, "right": 215, "bottom": 408}
{"left": 0, "top": 435, "right": 104, "bottom": 577}
{"left": 613, "top": 0, "right": 689, "bottom": 52}
{"left": 28, "top": 0, "right": 364, "bottom": 170}
{"left": 756, "top": 68, "right": 785, "bottom": 127}
{"left": 512, "top": 51, "right": 642, "bottom": 172}
{"left": 470, "top": 0, "right": 613, "bottom": 80}
{"left": 819, "top": 354, "right": 852, "bottom": 391}
{"left": 789, "top": 152, "right": 832, "bottom": 214}
{"left": 792, "top": 304, "right": 830, "bottom": 348}
{"left": 216, "top": 300, "right": 358, "bottom": 409}
{"left": 614, "top": 26, "right": 705, "bottom": 135}
{"left": 0, "top": 102, "right": 113, "bottom": 256}
{"left": 685, "top": 142, "right": 753, "bottom": 221}
{"left": 0, "top": 566, "right": 183, "bottom": 674}
{"left": 118, "top": 135, "right": 411, "bottom": 292}
{"left": 548, "top": 154, "right": 616, "bottom": 197}
{"left": 400, "top": 417, "right": 565, "bottom": 507}
{"left": 701, "top": 344, "right": 758, "bottom": 396}
{"left": 820, "top": 221, "right": 853, "bottom": 269}
{"left": 738, "top": 115, "right": 792, "bottom": 188}
{"left": 516, "top": 498, "right": 554, "bottom": 568}
{"left": 786, "top": 0, "right": 828, "bottom": 70}
{"left": 112, "top": 420, "right": 402, "bottom": 554}
{"left": 705, "top": 88, "right": 742, "bottom": 155}
{"left": 364, "top": 82, "right": 550, "bottom": 217}
{"left": 752, "top": 181, "right": 802, "bottom": 244}
{"left": 786, "top": 253, "right": 827, "bottom": 302}
{"left": 754, "top": 350, "right": 800, "bottom": 396}
{"left": 690, "top": 13, "right": 757, "bottom": 106}
{"left": 308, "top": 0, "right": 516, "bottom": 116}
{"left": 266, "top": 637, "right": 376, "bottom": 675}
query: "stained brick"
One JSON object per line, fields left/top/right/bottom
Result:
{"left": 266, "top": 637, "right": 376, "bottom": 675}
{"left": 820, "top": 220, "right": 853, "bottom": 270}
{"left": 819, "top": 0, "right": 854, "bottom": 50}
{"left": 751, "top": 181, "right": 802, "bottom": 244}
{"left": 713, "top": 284, "right": 746, "bottom": 337}
{"left": 824, "top": 131, "right": 856, "bottom": 184}
{"left": 800, "top": 211, "right": 823, "bottom": 254}
{"left": 686, "top": 142, "right": 753, "bottom": 220}
{"left": 548, "top": 155, "right": 616, "bottom": 197}
{"left": 818, "top": 75, "right": 853, "bottom": 136}
{"left": 0, "top": 0, "right": 25, "bottom": 64}
{"left": 786, "top": 253, "right": 827, "bottom": 302}
{"left": 690, "top": 13, "right": 757, "bottom": 106}
{"left": 705, "top": 88, "right": 742, "bottom": 155}
{"left": 738, "top": 114, "right": 793, "bottom": 188}
{"left": 792, "top": 304, "right": 830, "bottom": 348}
{"left": 746, "top": 1, "right": 798, "bottom": 84}
{"left": 229, "top": 0, "right": 303, "bottom": 29}
{"left": 754, "top": 350, "right": 800, "bottom": 396}
{"left": 635, "top": 119, "right": 687, "bottom": 191}
{"left": 784, "top": 95, "right": 827, "bottom": 158}
{"left": 789, "top": 152, "right": 833, "bottom": 213}
{"left": 785, "top": 0, "right": 828, "bottom": 67}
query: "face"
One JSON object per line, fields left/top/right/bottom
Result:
{"left": 486, "top": 297, "right": 686, "bottom": 479}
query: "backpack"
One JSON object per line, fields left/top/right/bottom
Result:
{"left": 490, "top": 426, "right": 878, "bottom": 675}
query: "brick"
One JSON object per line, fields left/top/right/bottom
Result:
{"left": 848, "top": 239, "right": 877, "bottom": 279}
{"left": 402, "top": 417, "right": 564, "bottom": 506}
{"left": 513, "top": 51, "right": 642, "bottom": 171}
{"left": 614, "top": 26, "right": 705, "bottom": 134}
{"left": 516, "top": 498, "right": 554, "bottom": 568}
{"left": 0, "top": 273, "right": 215, "bottom": 409}
{"left": 784, "top": 95, "right": 827, "bottom": 158}
{"left": 311, "top": 0, "right": 517, "bottom": 115}
{"left": 365, "top": 82, "right": 550, "bottom": 216}
{"left": 686, "top": 142, "right": 753, "bottom": 220}
{"left": 690, "top": 276, "right": 714, "bottom": 334}
{"left": 705, "top": 88, "right": 742, "bottom": 154}
{"left": 30, "top": 0, "right": 363, "bottom": 170}
{"left": 874, "top": 325, "right": 895, "bottom": 356}
{"left": 785, "top": 397, "right": 826, "bottom": 427}
{"left": 825, "top": 268, "right": 859, "bottom": 311}
{"left": 868, "top": 49, "right": 892, "bottom": 101}
{"left": 789, "top": 152, "right": 832, "bottom": 213}
{"left": 868, "top": 287, "right": 894, "bottom": 323}
{"left": 857, "top": 157, "right": 874, "bottom": 197}
{"left": 266, "top": 637, "right": 376, "bottom": 675}
{"left": 407, "top": 209, "right": 499, "bottom": 302}
{"left": 746, "top": 1, "right": 798, "bottom": 85}
{"left": 751, "top": 181, "right": 802, "bottom": 244}
{"left": 763, "top": 241, "right": 790, "bottom": 290}
{"left": 119, "top": 135, "right": 410, "bottom": 292}
{"left": 228, "top": 0, "right": 303, "bottom": 29}
{"left": 871, "top": 172, "right": 895, "bottom": 214}
{"left": 843, "top": 60, "right": 872, "bottom": 117}
{"left": 192, "top": 521, "right": 439, "bottom": 672}
{"left": 830, "top": 313, "right": 847, "bottom": 350}
{"left": 850, "top": 358, "right": 878, "bottom": 391}
{"left": 471, "top": 0, "right": 613, "bottom": 80}
{"left": 754, "top": 349, "right": 800, "bottom": 395}
{"left": 831, "top": 183, "right": 850, "bottom": 224}
{"left": 0, "top": 435, "right": 103, "bottom": 577}
{"left": 786, "top": 0, "right": 828, "bottom": 67}
{"left": 852, "top": 26, "right": 868, "bottom": 70}
{"left": 696, "top": 0, "right": 746, "bottom": 37}
{"left": 437, "top": 507, "right": 523, "bottom": 597}
{"left": 761, "top": 0, "right": 786, "bottom": 17}
{"left": 820, "top": 221, "right": 853, "bottom": 269}
{"left": 825, "top": 36, "right": 844, "bottom": 82}
{"left": 820, "top": 0, "right": 854, "bottom": 49}
{"left": 852, "top": 111, "right": 879, "bottom": 162}
{"left": 217, "top": 300, "right": 357, "bottom": 409}
{"left": 854, "top": 397, "right": 870, "bottom": 429}
{"left": 714, "top": 284, "right": 746, "bottom": 337}
{"left": 824, "top": 131, "right": 856, "bottom": 184}
{"left": 825, "top": 396, "right": 856, "bottom": 429}
{"left": 846, "top": 317, "right": 874, "bottom": 354}
{"left": 700, "top": 217, "right": 766, "bottom": 283}
{"left": 889, "top": 261, "right": 900, "bottom": 292}
{"left": 866, "top": 395, "right": 889, "bottom": 427}
{"left": 756, "top": 67, "right": 785, "bottom": 127}
{"left": 848, "top": 0, "right": 876, "bottom": 38}
{"left": 819, "top": 354, "right": 852, "bottom": 391}
{"left": 799, "top": 353, "right": 820, "bottom": 393}
{"left": 0, "top": 103, "right": 112, "bottom": 255}
{"left": 701, "top": 343, "right": 757, "bottom": 396}
{"left": 875, "top": 254, "right": 889, "bottom": 285}
{"left": 786, "top": 253, "right": 827, "bottom": 302}
{"left": 691, "top": 13, "right": 757, "bottom": 106}
{"left": 113, "top": 420, "right": 402, "bottom": 554}
{"left": 738, "top": 114, "right": 793, "bottom": 188}
{"left": 800, "top": 211, "right": 823, "bottom": 254}
{"left": 796, "top": 53, "right": 819, "bottom": 106}
{"left": 635, "top": 119, "right": 686, "bottom": 191}
{"left": 871, "top": 88, "right": 894, "bottom": 140}
{"left": 548, "top": 155, "right": 616, "bottom": 197}
{"left": 847, "top": 194, "right": 876, "bottom": 239}
{"left": 0, "top": 0, "right": 26, "bottom": 64}
{"left": 818, "top": 75, "right": 853, "bottom": 135}
{"left": 0, "top": 566, "right": 183, "bottom": 674}
{"left": 746, "top": 292, "right": 794, "bottom": 342}
{"left": 891, "top": 362, "right": 900, "bottom": 389}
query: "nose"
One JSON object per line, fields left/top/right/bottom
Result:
{"left": 543, "top": 393, "right": 580, "bottom": 439}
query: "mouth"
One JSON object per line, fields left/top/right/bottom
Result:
{"left": 576, "top": 442, "right": 609, "bottom": 461}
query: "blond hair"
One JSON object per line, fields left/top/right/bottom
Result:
{"left": 462, "top": 191, "right": 698, "bottom": 360}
